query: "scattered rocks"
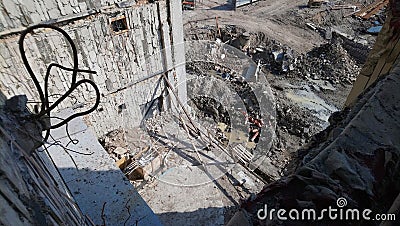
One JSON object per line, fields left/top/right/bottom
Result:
{"left": 185, "top": 23, "right": 369, "bottom": 175}
{"left": 288, "top": 37, "right": 360, "bottom": 85}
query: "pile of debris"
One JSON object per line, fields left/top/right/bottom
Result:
{"left": 186, "top": 61, "right": 262, "bottom": 124}
{"left": 186, "top": 24, "right": 364, "bottom": 77}
{"left": 275, "top": 100, "right": 320, "bottom": 140}
{"left": 288, "top": 37, "right": 360, "bottom": 85}
{"left": 99, "top": 128, "right": 165, "bottom": 182}
{"left": 277, "top": 0, "right": 388, "bottom": 38}
{"left": 184, "top": 24, "right": 364, "bottom": 173}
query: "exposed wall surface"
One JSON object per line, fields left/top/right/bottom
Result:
{"left": 0, "top": 95, "right": 163, "bottom": 225}
{"left": 0, "top": 1, "right": 186, "bottom": 224}
{"left": 0, "top": 0, "right": 187, "bottom": 136}
{"left": 0, "top": 96, "right": 88, "bottom": 226}
{"left": 0, "top": 0, "right": 135, "bottom": 34}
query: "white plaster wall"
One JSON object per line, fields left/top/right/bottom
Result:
{"left": 0, "top": 0, "right": 133, "bottom": 32}
{"left": 0, "top": 1, "right": 187, "bottom": 136}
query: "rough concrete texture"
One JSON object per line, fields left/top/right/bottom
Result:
{"left": 0, "top": 0, "right": 135, "bottom": 33}
{"left": 0, "top": 1, "right": 186, "bottom": 137}
{"left": 140, "top": 181, "right": 226, "bottom": 226}
{"left": 1, "top": 95, "right": 46, "bottom": 153}
{"left": 100, "top": 110, "right": 267, "bottom": 225}
{"left": 241, "top": 58, "right": 400, "bottom": 225}
{"left": 165, "top": 0, "right": 187, "bottom": 106}
{"left": 46, "top": 108, "right": 162, "bottom": 225}
{"left": 0, "top": 96, "right": 87, "bottom": 225}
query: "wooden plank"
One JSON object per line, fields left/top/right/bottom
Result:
{"left": 344, "top": 75, "right": 370, "bottom": 106}
{"left": 366, "top": 37, "right": 399, "bottom": 87}
{"left": 361, "top": 0, "right": 389, "bottom": 19}
{"left": 354, "top": 0, "right": 387, "bottom": 18}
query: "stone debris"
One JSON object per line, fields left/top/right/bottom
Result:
{"left": 184, "top": 21, "right": 371, "bottom": 177}
{"left": 287, "top": 37, "right": 360, "bottom": 85}
{"left": 241, "top": 54, "right": 400, "bottom": 226}
{"left": 113, "top": 147, "right": 128, "bottom": 156}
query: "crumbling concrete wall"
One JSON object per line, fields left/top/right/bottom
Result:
{"left": 0, "top": 1, "right": 187, "bottom": 136}
{"left": 0, "top": 0, "right": 133, "bottom": 34}
{"left": 0, "top": 95, "right": 88, "bottom": 225}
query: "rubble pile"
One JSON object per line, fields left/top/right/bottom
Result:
{"left": 274, "top": 0, "right": 386, "bottom": 43}
{"left": 99, "top": 129, "right": 129, "bottom": 158}
{"left": 99, "top": 128, "right": 163, "bottom": 181}
{"left": 276, "top": 100, "right": 319, "bottom": 140}
{"left": 288, "top": 38, "right": 361, "bottom": 84}
{"left": 191, "top": 96, "right": 231, "bottom": 125}
{"left": 187, "top": 61, "right": 262, "bottom": 121}
{"left": 185, "top": 24, "right": 365, "bottom": 172}
{"left": 187, "top": 24, "right": 362, "bottom": 78}
{"left": 245, "top": 31, "right": 362, "bottom": 84}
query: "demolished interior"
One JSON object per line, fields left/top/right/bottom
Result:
{"left": 1, "top": 0, "right": 399, "bottom": 225}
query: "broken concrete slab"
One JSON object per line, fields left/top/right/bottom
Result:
{"left": 45, "top": 108, "right": 162, "bottom": 226}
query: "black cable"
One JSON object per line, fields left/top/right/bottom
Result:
{"left": 43, "top": 116, "right": 79, "bottom": 146}
{"left": 19, "top": 24, "right": 79, "bottom": 115}
{"left": 48, "top": 133, "right": 94, "bottom": 156}
{"left": 44, "top": 79, "right": 100, "bottom": 129}
{"left": 43, "top": 63, "right": 97, "bottom": 117}
{"left": 18, "top": 24, "right": 101, "bottom": 144}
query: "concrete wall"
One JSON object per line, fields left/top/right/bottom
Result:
{"left": 0, "top": 133, "right": 88, "bottom": 225}
{"left": 0, "top": 0, "right": 133, "bottom": 34}
{"left": 0, "top": 95, "right": 88, "bottom": 225}
{"left": 0, "top": 0, "right": 187, "bottom": 136}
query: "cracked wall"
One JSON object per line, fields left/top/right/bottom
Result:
{"left": 0, "top": 94, "right": 88, "bottom": 225}
{"left": 0, "top": 0, "right": 133, "bottom": 33}
{"left": 0, "top": 0, "right": 186, "bottom": 136}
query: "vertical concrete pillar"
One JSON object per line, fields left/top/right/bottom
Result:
{"left": 158, "top": 0, "right": 187, "bottom": 112}
{"left": 167, "top": 0, "right": 187, "bottom": 106}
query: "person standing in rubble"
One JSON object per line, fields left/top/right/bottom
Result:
{"left": 248, "top": 115, "right": 263, "bottom": 142}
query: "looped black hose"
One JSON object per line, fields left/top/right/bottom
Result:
{"left": 49, "top": 79, "right": 100, "bottom": 129}
{"left": 18, "top": 24, "right": 101, "bottom": 143}
{"left": 40, "top": 63, "right": 97, "bottom": 119}
{"left": 19, "top": 24, "right": 79, "bottom": 115}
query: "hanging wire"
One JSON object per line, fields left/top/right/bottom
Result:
{"left": 18, "top": 24, "right": 101, "bottom": 144}
{"left": 12, "top": 115, "right": 95, "bottom": 156}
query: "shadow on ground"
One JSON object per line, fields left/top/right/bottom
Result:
{"left": 158, "top": 206, "right": 237, "bottom": 226}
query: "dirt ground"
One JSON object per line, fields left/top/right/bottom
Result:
{"left": 183, "top": 0, "right": 327, "bottom": 53}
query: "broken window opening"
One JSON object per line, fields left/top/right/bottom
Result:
{"left": 118, "top": 103, "right": 127, "bottom": 113}
{"left": 110, "top": 16, "right": 129, "bottom": 34}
